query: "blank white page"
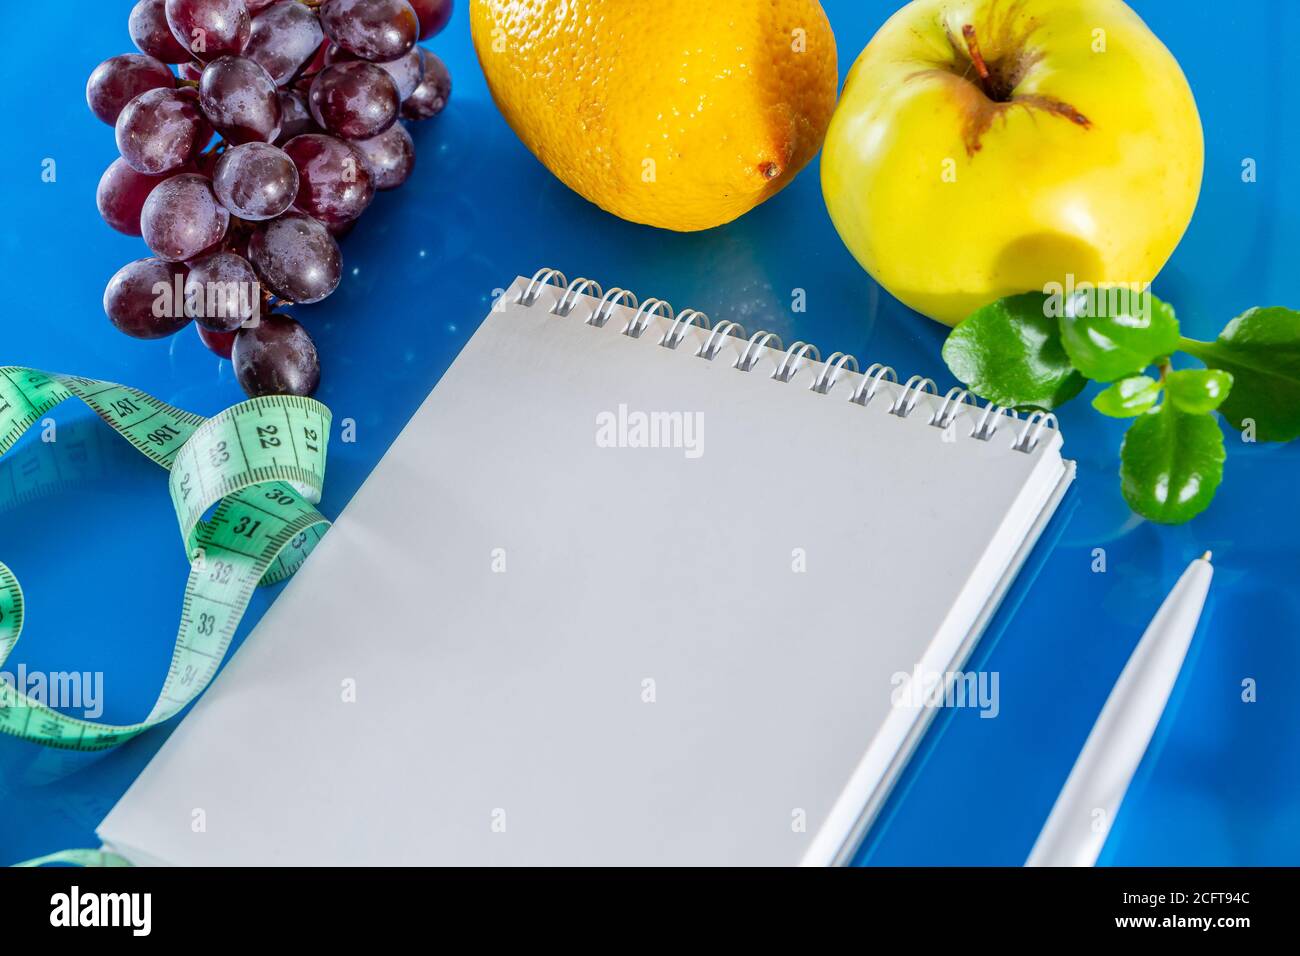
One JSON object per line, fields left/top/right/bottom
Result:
{"left": 99, "top": 275, "right": 1071, "bottom": 866}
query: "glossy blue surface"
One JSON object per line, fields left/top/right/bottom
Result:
{"left": 1, "top": 0, "right": 1296, "bottom": 866}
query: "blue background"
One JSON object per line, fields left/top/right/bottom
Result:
{"left": 1, "top": 0, "right": 1296, "bottom": 866}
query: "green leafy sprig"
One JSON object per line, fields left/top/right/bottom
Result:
{"left": 940, "top": 291, "right": 1300, "bottom": 524}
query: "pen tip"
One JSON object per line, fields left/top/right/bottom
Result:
{"left": 1201, "top": 550, "right": 1212, "bottom": 563}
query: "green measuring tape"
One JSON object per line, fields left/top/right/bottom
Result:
{"left": 0, "top": 367, "right": 331, "bottom": 752}
{"left": 14, "top": 849, "right": 131, "bottom": 868}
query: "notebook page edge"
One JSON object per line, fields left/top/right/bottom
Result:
{"left": 806, "top": 446, "right": 1074, "bottom": 866}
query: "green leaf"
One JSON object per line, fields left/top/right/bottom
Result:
{"left": 942, "top": 293, "right": 1086, "bottom": 410}
{"left": 1165, "top": 369, "right": 1233, "bottom": 414}
{"left": 1058, "top": 290, "right": 1180, "bottom": 382}
{"left": 1092, "top": 375, "right": 1162, "bottom": 417}
{"left": 1180, "top": 307, "right": 1300, "bottom": 441}
{"left": 1120, "top": 403, "right": 1225, "bottom": 524}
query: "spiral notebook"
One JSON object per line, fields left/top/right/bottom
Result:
{"left": 98, "top": 270, "right": 1074, "bottom": 866}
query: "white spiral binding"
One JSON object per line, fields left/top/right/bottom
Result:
{"left": 812, "top": 352, "right": 858, "bottom": 394}
{"left": 516, "top": 269, "right": 1060, "bottom": 454}
{"left": 850, "top": 364, "right": 897, "bottom": 407}
{"left": 774, "top": 343, "right": 820, "bottom": 383}
{"left": 698, "top": 321, "right": 746, "bottom": 360}
{"left": 625, "top": 299, "right": 673, "bottom": 339}
{"left": 890, "top": 376, "right": 937, "bottom": 418}
{"left": 555, "top": 278, "right": 602, "bottom": 316}
{"left": 519, "top": 268, "right": 567, "bottom": 306}
{"left": 660, "top": 309, "right": 710, "bottom": 350}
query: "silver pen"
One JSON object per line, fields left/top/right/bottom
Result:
{"left": 1026, "top": 552, "right": 1214, "bottom": 867}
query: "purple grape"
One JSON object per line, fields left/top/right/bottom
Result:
{"left": 222, "top": 223, "right": 253, "bottom": 258}
{"left": 184, "top": 250, "right": 261, "bottom": 331}
{"left": 318, "top": 0, "right": 417, "bottom": 63}
{"left": 199, "top": 55, "right": 281, "bottom": 143}
{"left": 309, "top": 61, "right": 398, "bottom": 140}
{"left": 176, "top": 84, "right": 214, "bottom": 130}
{"left": 97, "top": 158, "right": 170, "bottom": 236}
{"left": 165, "top": 0, "right": 251, "bottom": 62}
{"left": 232, "top": 314, "right": 320, "bottom": 397}
{"left": 104, "top": 257, "right": 191, "bottom": 339}
{"left": 355, "top": 122, "right": 414, "bottom": 190}
{"left": 401, "top": 48, "right": 450, "bottom": 120}
{"left": 274, "top": 88, "right": 317, "bottom": 144}
{"left": 212, "top": 141, "right": 298, "bottom": 219}
{"left": 245, "top": 1, "right": 324, "bottom": 86}
{"left": 381, "top": 47, "right": 422, "bottom": 101}
{"left": 115, "top": 86, "right": 210, "bottom": 174}
{"left": 298, "top": 41, "right": 330, "bottom": 84}
{"left": 141, "top": 173, "right": 230, "bottom": 261}
{"left": 197, "top": 324, "right": 238, "bottom": 357}
{"left": 410, "top": 0, "right": 453, "bottom": 41}
{"left": 282, "top": 133, "right": 374, "bottom": 225}
{"left": 326, "top": 219, "right": 355, "bottom": 239}
{"left": 178, "top": 60, "right": 204, "bottom": 82}
{"left": 129, "top": 0, "right": 192, "bottom": 63}
{"left": 247, "top": 211, "right": 341, "bottom": 303}
{"left": 327, "top": 43, "right": 421, "bottom": 100}
{"left": 86, "top": 54, "right": 175, "bottom": 125}
{"left": 245, "top": 0, "right": 276, "bottom": 13}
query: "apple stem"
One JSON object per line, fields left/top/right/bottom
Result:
{"left": 961, "top": 24, "right": 992, "bottom": 82}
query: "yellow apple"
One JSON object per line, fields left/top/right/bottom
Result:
{"left": 821, "top": 0, "right": 1203, "bottom": 326}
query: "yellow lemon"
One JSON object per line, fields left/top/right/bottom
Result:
{"left": 470, "top": 0, "right": 839, "bottom": 232}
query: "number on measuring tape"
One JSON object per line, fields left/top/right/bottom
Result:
{"left": 0, "top": 368, "right": 332, "bottom": 752}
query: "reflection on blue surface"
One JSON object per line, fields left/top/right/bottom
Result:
{"left": 1, "top": 0, "right": 1297, "bottom": 865}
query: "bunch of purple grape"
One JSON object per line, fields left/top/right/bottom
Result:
{"left": 90, "top": 0, "right": 453, "bottom": 397}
